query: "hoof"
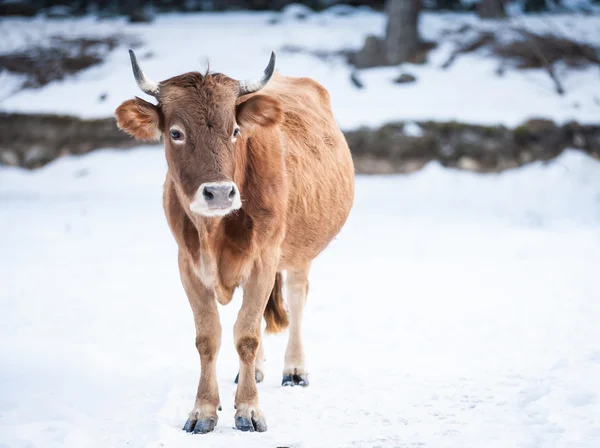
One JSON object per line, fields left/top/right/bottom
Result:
{"left": 234, "top": 370, "right": 264, "bottom": 384}
{"left": 234, "top": 412, "right": 267, "bottom": 433}
{"left": 183, "top": 416, "right": 217, "bottom": 434}
{"left": 282, "top": 373, "right": 309, "bottom": 387}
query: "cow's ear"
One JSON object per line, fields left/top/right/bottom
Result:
{"left": 236, "top": 94, "right": 283, "bottom": 130}
{"left": 115, "top": 97, "right": 162, "bottom": 141}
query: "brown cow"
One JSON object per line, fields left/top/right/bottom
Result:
{"left": 114, "top": 50, "right": 354, "bottom": 434}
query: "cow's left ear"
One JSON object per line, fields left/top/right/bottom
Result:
{"left": 236, "top": 94, "right": 283, "bottom": 130}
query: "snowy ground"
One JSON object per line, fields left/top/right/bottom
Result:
{"left": 1, "top": 146, "right": 600, "bottom": 447}
{"left": 1, "top": 9, "right": 600, "bottom": 128}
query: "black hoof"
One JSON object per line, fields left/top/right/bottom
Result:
{"left": 282, "top": 373, "right": 309, "bottom": 387}
{"left": 234, "top": 370, "right": 264, "bottom": 384}
{"left": 183, "top": 416, "right": 217, "bottom": 434}
{"left": 235, "top": 414, "right": 267, "bottom": 432}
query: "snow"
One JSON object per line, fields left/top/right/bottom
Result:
{"left": 1, "top": 5, "right": 600, "bottom": 446}
{"left": 1, "top": 146, "right": 600, "bottom": 447}
{"left": 1, "top": 10, "right": 600, "bottom": 127}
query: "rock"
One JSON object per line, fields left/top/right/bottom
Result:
{"left": 0, "top": 150, "right": 19, "bottom": 166}
{"left": 24, "top": 147, "right": 53, "bottom": 168}
{"left": 400, "top": 159, "right": 429, "bottom": 174}
{"left": 519, "top": 151, "right": 534, "bottom": 164}
{"left": 457, "top": 156, "right": 480, "bottom": 171}
{"left": 349, "top": 35, "right": 384, "bottom": 69}
{"left": 393, "top": 73, "right": 417, "bottom": 84}
{"left": 574, "top": 133, "right": 586, "bottom": 148}
{"left": 521, "top": 118, "right": 555, "bottom": 133}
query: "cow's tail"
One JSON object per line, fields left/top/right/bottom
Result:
{"left": 264, "top": 272, "right": 289, "bottom": 334}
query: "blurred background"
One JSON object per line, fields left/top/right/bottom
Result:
{"left": 1, "top": 1, "right": 600, "bottom": 448}
{"left": 1, "top": 0, "right": 599, "bottom": 171}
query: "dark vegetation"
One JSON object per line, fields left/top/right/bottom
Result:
{"left": 1, "top": 112, "right": 599, "bottom": 172}
{"left": 0, "top": 36, "right": 121, "bottom": 89}
{"left": 346, "top": 119, "right": 600, "bottom": 173}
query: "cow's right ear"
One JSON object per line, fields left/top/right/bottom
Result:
{"left": 115, "top": 97, "right": 162, "bottom": 142}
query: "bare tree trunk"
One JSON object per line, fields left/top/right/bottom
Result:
{"left": 351, "top": 0, "right": 422, "bottom": 69}
{"left": 383, "top": 0, "right": 420, "bottom": 65}
{"left": 477, "top": 0, "right": 506, "bottom": 18}
{"left": 122, "top": 0, "right": 153, "bottom": 22}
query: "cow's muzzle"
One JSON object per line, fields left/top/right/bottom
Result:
{"left": 190, "top": 182, "right": 242, "bottom": 217}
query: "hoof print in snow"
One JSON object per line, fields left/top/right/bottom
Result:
{"left": 282, "top": 373, "right": 309, "bottom": 387}
{"left": 183, "top": 416, "right": 217, "bottom": 434}
{"left": 235, "top": 414, "right": 267, "bottom": 432}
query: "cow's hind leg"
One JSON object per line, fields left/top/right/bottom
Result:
{"left": 282, "top": 263, "right": 311, "bottom": 387}
{"left": 179, "top": 253, "right": 222, "bottom": 434}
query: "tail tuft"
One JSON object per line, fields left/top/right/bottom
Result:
{"left": 264, "top": 272, "right": 289, "bottom": 334}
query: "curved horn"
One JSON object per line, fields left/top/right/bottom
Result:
{"left": 128, "top": 49, "right": 160, "bottom": 98}
{"left": 238, "top": 51, "right": 276, "bottom": 97}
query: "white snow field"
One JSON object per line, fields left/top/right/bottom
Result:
{"left": 1, "top": 9, "right": 600, "bottom": 127}
{"left": 1, "top": 146, "right": 600, "bottom": 447}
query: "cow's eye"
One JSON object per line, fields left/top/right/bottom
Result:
{"left": 171, "top": 130, "right": 182, "bottom": 140}
{"left": 233, "top": 127, "right": 240, "bottom": 138}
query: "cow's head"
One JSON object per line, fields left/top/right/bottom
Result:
{"left": 115, "top": 50, "right": 282, "bottom": 217}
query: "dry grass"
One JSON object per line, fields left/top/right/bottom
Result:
{"left": 442, "top": 28, "right": 600, "bottom": 95}
{"left": 495, "top": 30, "right": 600, "bottom": 69}
{"left": 444, "top": 29, "right": 600, "bottom": 70}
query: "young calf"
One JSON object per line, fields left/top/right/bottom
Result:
{"left": 115, "top": 50, "right": 354, "bottom": 433}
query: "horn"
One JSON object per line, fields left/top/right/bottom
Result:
{"left": 128, "top": 49, "right": 160, "bottom": 98}
{"left": 238, "top": 51, "right": 276, "bottom": 96}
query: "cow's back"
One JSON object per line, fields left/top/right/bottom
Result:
{"left": 262, "top": 73, "right": 355, "bottom": 268}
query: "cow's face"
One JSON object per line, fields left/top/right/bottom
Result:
{"left": 115, "top": 51, "right": 281, "bottom": 217}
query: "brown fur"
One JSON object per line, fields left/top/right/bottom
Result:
{"left": 115, "top": 65, "right": 354, "bottom": 431}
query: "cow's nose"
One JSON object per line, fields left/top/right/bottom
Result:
{"left": 202, "top": 184, "right": 235, "bottom": 208}
{"left": 190, "top": 181, "right": 241, "bottom": 217}
{"left": 202, "top": 184, "right": 236, "bottom": 206}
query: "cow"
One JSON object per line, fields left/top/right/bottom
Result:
{"left": 114, "top": 49, "right": 354, "bottom": 434}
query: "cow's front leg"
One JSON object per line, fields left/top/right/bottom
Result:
{"left": 234, "top": 336, "right": 265, "bottom": 384}
{"left": 179, "top": 253, "right": 222, "bottom": 434}
{"left": 233, "top": 251, "right": 277, "bottom": 432}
